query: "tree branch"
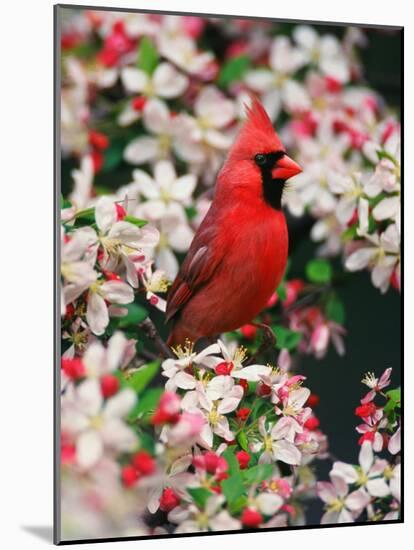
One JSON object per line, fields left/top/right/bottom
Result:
{"left": 245, "top": 323, "right": 277, "bottom": 366}
{"left": 138, "top": 317, "right": 174, "bottom": 359}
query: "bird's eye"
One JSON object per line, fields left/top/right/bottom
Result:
{"left": 255, "top": 153, "right": 267, "bottom": 166}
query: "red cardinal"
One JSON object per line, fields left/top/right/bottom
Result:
{"left": 166, "top": 98, "right": 301, "bottom": 346}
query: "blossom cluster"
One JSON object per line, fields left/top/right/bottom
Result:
{"left": 61, "top": 333, "right": 329, "bottom": 537}
{"left": 59, "top": 9, "right": 401, "bottom": 541}
{"left": 317, "top": 367, "right": 401, "bottom": 523}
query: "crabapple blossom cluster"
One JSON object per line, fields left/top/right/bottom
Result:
{"left": 317, "top": 367, "right": 401, "bottom": 523}
{"left": 61, "top": 195, "right": 169, "bottom": 341}
{"left": 59, "top": 9, "right": 401, "bottom": 540}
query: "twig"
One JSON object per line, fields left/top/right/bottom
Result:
{"left": 245, "top": 323, "right": 277, "bottom": 366}
{"left": 138, "top": 318, "right": 174, "bottom": 359}
{"left": 138, "top": 347, "right": 160, "bottom": 362}
{"left": 281, "top": 284, "right": 331, "bottom": 319}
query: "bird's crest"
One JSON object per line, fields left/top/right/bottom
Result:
{"left": 228, "top": 96, "right": 284, "bottom": 160}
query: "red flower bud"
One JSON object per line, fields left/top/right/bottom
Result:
{"left": 236, "top": 450, "right": 251, "bottom": 470}
{"left": 115, "top": 203, "right": 126, "bottom": 220}
{"left": 304, "top": 416, "right": 320, "bottom": 431}
{"left": 240, "top": 324, "right": 257, "bottom": 340}
{"left": 283, "top": 279, "right": 305, "bottom": 308}
{"left": 100, "top": 374, "right": 119, "bottom": 398}
{"left": 204, "top": 451, "right": 220, "bottom": 473}
{"left": 281, "top": 503, "right": 296, "bottom": 517}
{"left": 390, "top": 269, "right": 400, "bottom": 291}
{"left": 355, "top": 402, "right": 377, "bottom": 418}
{"left": 61, "top": 443, "right": 76, "bottom": 465}
{"left": 103, "top": 271, "right": 122, "bottom": 282}
{"left": 324, "top": 76, "right": 342, "bottom": 93}
{"left": 151, "top": 392, "right": 181, "bottom": 425}
{"left": 215, "top": 361, "right": 234, "bottom": 375}
{"left": 306, "top": 393, "right": 320, "bottom": 408}
{"left": 236, "top": 407, "right": 251, "bottom": 422}
{"left": 121, "top": 465, "right": 139, "bottom": 488}
{"left": 64, "top": 303, "right": 75, "bottom": 320}
{"left": 90, "top": 150, "right": 104, "bottom": 173}
{"left": 112, "top": 20, "right": 125, "bottom": 34}
{"left": 257, "top": 383, "right": 271, "bottom": 397}
{"left": 358, "top": 432, "right": 375, "bottom": 445}
{"left": 132, "top": 95, "right": 147, "bottom": 112}
{"left": 88, "top": 130, "right": 109, "bottom": 150}
{"left": 61, "top": 32, "right": 83, "bottom": 50}
{"left": 61, "top": 358, "right": 85, "bottom": 380}
{"left": 241, "top": 507, "right": 263, "bottom": 528}
{"left": 132, "top": 451, "right": 156, "bottom": 476}
{"left": 238, "top": 379, "right": 249, "bottom": 393}
{"left": 97, "top": 48, "right": 119, "bottom": 67}
{"left": 159, "top": 488, "right": 180, "bottom": 512}
{"left": 216, "top": 470, "right": 229, "bottom": 482}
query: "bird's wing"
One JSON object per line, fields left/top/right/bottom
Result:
{"left": 166, "top": 224, "right": 221, "bottom": 322}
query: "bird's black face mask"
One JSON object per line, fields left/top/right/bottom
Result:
{"left": 254, "top": 151, "right": 287, "bottom": 210}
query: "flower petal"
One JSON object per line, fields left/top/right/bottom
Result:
{"left": 103, "top": 388, "right": 136, "bottom": 419}
{"left": 76, "top": 429, "right": 103, "bottom": 469}
{"left": 95, "top": 197, "right": 117, "bottom": 233}
{"left": 120, "top": 67, "right": 148, "bottom": 93}
{"left": 87, "top": 292, "right": 109, "bottom": 336}
{"left": 124, "top": 136, "right": 159, "bottom": 165}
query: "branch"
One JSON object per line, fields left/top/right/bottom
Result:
{"left": 281, "top": 284, "right": 331, "bottom": 319}
{"left": 245, "top": 323, "right": 277, "bottom": 366}
{"left": 138, "top": 317, "right": 174, "bottom": 359}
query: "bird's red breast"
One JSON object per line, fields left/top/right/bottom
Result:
{"left": 166, "top": 97, "right": 301, "bottom": 346}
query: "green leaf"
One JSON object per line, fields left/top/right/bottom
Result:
{"left": 72, "top": 206, "right": 95, "bottom": 226}
{"left": 117, "top": 303, "right": 148, "bottom": 328}
{"left": 341, "top": 225, "right": 358, "bottom": 242}
{"left": 137, "top": 37, "right": 159, "bottom": 75}
{"left": 222, "top": 448, "right": 241, "bottom": 476}
{"left": 61, "top": 196, "right": 72, "bottom": 209}
{"left": 384, "top": 388, "right": 401, "bottom": 414}
{"left": 273, "top": 325, "right": 302, "bottom": 351}
{"left": 229, "top": 495, "right": 248, "bottom": 515}
{"left": 128, "top": 387, "right": 163, "bottom": 421}
{"left": 250, "top": 398, "right": 270, "bottom": 421}
{"left": 237, "top": 431, "right": 249, "bottom": 451}
{"left": 185, "top": 206, "right": 198, "bottom": 220}
{"left": 124, "top": 361, "right": 160, "bottom": 393}
{"left": 276, "top": 283, "right": 287, "bottom": 302}
{"left": 124, "top": 215, "right": 148, "bottom": 228}
{"left": 243, "top": 464, "right": 274, "bottom": 484}
{"left": 64, "top": 41, "right": 100, "bottom": 59}
{"left": 102, "top": 140, "right": 124, "bottom": 172}
{"left": 325, "top": 295, "right": 345, "bottom": 325}
{"left": 137, "top": 430, "right": 156, "bottom": 453}
{"left": 221, "top": 473, "right": 245, "bottom": 505}
{"left": 187, "top": 487, "right": 212, "bottom": 509}
{"left": 377, "top": 149, "right": 398, "bottom": 164}
{"left": 218, "top": 55, "right": 250, "bottom": 87}
{"left": 306, "top": 259, "right": 332, "bottom": 284}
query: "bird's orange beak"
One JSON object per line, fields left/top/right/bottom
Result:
{"left": 272, "top": 155, "right": 302, "bottom": 181}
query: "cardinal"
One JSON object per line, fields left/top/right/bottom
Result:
{"left": 166, "top": 97, "right": 302, "bottom": 347}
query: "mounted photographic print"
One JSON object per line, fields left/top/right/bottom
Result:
{"left": 55, "top": 4, "right": 403, "bottom": 544}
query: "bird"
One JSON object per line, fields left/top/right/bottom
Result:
{"left": 166, "top": 97, "right": 302, "bottom": 347}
